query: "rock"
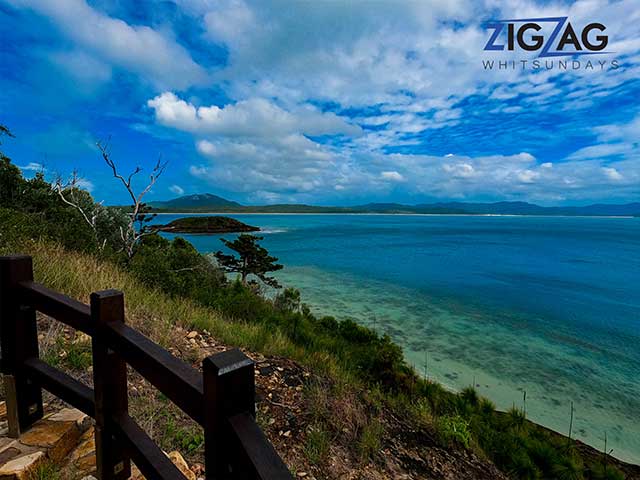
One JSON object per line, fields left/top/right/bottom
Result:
{"left": 20, "top": 418, "right": 82, "bottom": 463}
{"left": 48, "top": 408, "right": 91, "bottom": 431}
{"left": 187, "top": 331, "right": 198, "bottom": 339}
{"left": 168, "top": 451, "right": 196, "bottom": 480}
{"left": 66, "top": 427, "right": 96, "bottom": 477}
{"left": 0, "top": 451, "right": 45, "bottom": 479}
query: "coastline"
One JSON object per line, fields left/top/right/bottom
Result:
{"left": 152, "top": 212, "right": 637, "bottom": 219}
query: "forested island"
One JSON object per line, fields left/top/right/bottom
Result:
{"left": 153, "top": 216, "right": 260, "bottom": 234}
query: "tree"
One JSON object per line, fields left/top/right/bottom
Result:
{"left": 54, "top": 170, "right": 109, "bottom": 250}
{"left": 215, "top": 234, "right": 283, "bottom": 287}
{"left": 0, "top": 125, "right": 22, "bottom": 207}
{"left": 96, "top": 140, "right": 167, "bottom": 259}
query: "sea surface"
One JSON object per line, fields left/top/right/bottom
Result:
{"left": 154, "top": 214, "right": 640, "bottom": 462}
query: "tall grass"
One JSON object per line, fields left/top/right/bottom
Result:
{"left": 3, "top": 239, "right": 346, "bottom": 380}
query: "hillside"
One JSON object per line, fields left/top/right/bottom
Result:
{"left": 148, "top": 194, "right": 640, "bottom": 217}
{"left": 150, "top": 193, "right": 242, "bottom": 210}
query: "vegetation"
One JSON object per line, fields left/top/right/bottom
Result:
{"left": 153, "top": 216, "right": 260, "bottom": 234}
{"left": 0, "top": 134, "right": 630, "bottom": 479}
{"left": 214, "top": 234, "right": 283, "bottom": 288}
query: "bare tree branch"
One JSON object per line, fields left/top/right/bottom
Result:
{"left": 97, "top": 140, "right": 168, "bottom": 258}
{"left": 54, "top": 170, "right": 108, "bottom": 250}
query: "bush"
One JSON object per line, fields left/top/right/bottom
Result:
{"left": 437, "top": 414, "right": 472, "bottom": 449}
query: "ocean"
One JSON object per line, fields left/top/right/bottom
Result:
{"left": 154, "top": 213, "right": 640, "bottom": 462}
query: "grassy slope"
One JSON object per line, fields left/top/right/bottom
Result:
{"left": 8, "top": 240, "right": 318, "bottom": 370}
{"left": 3, "top": 239, "right": 637, "bottom": 480}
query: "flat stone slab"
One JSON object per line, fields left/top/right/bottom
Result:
{"left": 0, "top": 451, "right": 45, "bottom": 480}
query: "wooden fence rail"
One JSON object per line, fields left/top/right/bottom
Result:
{"left": 0, "top": 255, "right": 293, "bottom": 480}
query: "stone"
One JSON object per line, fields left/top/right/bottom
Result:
{"left": 0, "top": 446, "right": 21, "bottom": 466}
{"left": 48, "top": 408, "right": 90, "bottom": 430}
{"left": 19, "top": 419, "right": 81, "bottom": 463}
{"left": 167, "top": 451, "right": 196, "bottom": 480}
{"left": 0, "top": 451, "right": 45, "bottom": 480}
{"left": 187, "top": 331, "right": 198, "bottom": 339}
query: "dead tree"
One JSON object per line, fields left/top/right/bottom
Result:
{"left": 55, "top": 170, "right": 107, "bottom": 251}
{"left": 97, "top": 140, "right": 167, "bottom": 259}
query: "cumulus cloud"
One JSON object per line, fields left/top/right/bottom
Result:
{"left": 602, "top": 167, "right": 623, "bottom": 181}
{"left": 137, "top": 0, "right": 640, "bottom": 203}
{"left": 380, "top": 171, "right": 405, "bottom": 182}
{"left": 8, "top": 0, "right": 206, "bottom": 89}
{"left": 148, "top": 93, "right": 361, "bottom": 137}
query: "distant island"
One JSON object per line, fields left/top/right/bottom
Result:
{"left": 152, "top": 216, "right": 260, "bottom": 234}
{"left": 147, "top": 194, "right": 640, "bottom": 217}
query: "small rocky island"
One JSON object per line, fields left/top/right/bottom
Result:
{"left": 153, "top": 216, "right": 260, "bottom": 234}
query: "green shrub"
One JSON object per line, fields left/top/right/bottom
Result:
{"left": 588, "top": 462, "right": 625, "bottom": 480}
{"left": 437, "top": 414, "right": 472, "bottom": 449}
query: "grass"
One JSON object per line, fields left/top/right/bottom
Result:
{"left": 41, "top": 332, "right": 92, "bottom": 371}
{"left": 304, "top": 426, "right": 331, "bottom": 465}
{"left": 27, "top": 461, "right": 62, "bottom": 480}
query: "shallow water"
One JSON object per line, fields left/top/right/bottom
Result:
{"left": 155, "top": 213, "right": 640, "bottom": 462}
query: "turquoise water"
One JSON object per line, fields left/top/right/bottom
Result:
{"left": 155, "top": 214, "right": 640, "bottom": 462}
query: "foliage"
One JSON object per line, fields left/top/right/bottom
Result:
{"left": 162, "top": 415, "right": 204, "bottom": 454}
{"left": 128, "top": 234, "right": 225, "bottom": 301}
{"left": 215, "top": 234, "right": 283, "bottom": 287}
{"left": 437, "top": 414, "right": 472, "bottom": 449}
{"left": 0, "top": 157, "right": 128, "bottom": 253}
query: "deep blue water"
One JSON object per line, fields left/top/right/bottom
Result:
{"left": 154, "top": 214, "right": 640, "bottom": 461}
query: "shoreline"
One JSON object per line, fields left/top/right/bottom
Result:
{"left": 151, "top": 212, "right": 637, "bottom": 219}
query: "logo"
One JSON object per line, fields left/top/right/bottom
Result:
{"left": 484, "top": 17, "right": 609, "bottom": 57}
{"left": 481, "top": 17, "right": 618, "bottom": 71}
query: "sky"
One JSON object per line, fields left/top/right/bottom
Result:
{"left": 1, "top": 0, "right": 639, "bottom": 206}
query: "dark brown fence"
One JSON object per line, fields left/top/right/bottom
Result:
{"left": 0, "top": 255, "right": 293, "bottom": 480}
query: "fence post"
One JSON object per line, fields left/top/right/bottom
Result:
{"left": 203, "top": 348, "right": 255, "bottom": 479}
{"left": 91, "top": 290, "right": 131, "bottom": 480}
{"left": 0, "top": 255, "right": 43, "bottom": 437}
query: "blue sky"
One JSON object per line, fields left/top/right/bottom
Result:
{"left": 1, "top": 0, "right": 638, "bottom": 206}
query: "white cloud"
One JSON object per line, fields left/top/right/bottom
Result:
{"left": 148, "top": 93, "right": 361, "bottom": 137}
{"left": 9, "top": 0, "right": 206, "bottom": 89}
{"left": 169, "top": 184, "right": 185, "bottom": 195}
{"left": 602, "top": 167, "right": 623, "bottom": 181}
{"left": 19, "top": 162, "right": 45, "bottom": 172}
{"left": 140, "top": 0, "right": 640, "bottom": 203}
{"left": 75, "top": 177, "right": 94, "bottom": 192}
{"left": 380, "top": 171, "right": 405, "bottom": 182}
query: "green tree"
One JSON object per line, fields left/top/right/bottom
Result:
{"left": 215, "top": 234, "right": 283, "bottom": 287}
{"left": 0, "top": 125, "right": 22, "bottom": 207}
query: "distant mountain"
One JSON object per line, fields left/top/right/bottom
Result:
{"left": 422, "top": 201, "right": 640, "bottom": 216}
{"left": 149, "top": 194, "right": 640, "bottom": 217}
{"left": 150, "top": 193, "right": 242, "bottom": 210}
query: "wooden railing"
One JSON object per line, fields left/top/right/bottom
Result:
{"left": 0, "top": 255, "right": 293, "bottom": 480}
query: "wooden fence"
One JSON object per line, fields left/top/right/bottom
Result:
{"left": 0, "top": 255, "right": 293, "bottom": 480}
